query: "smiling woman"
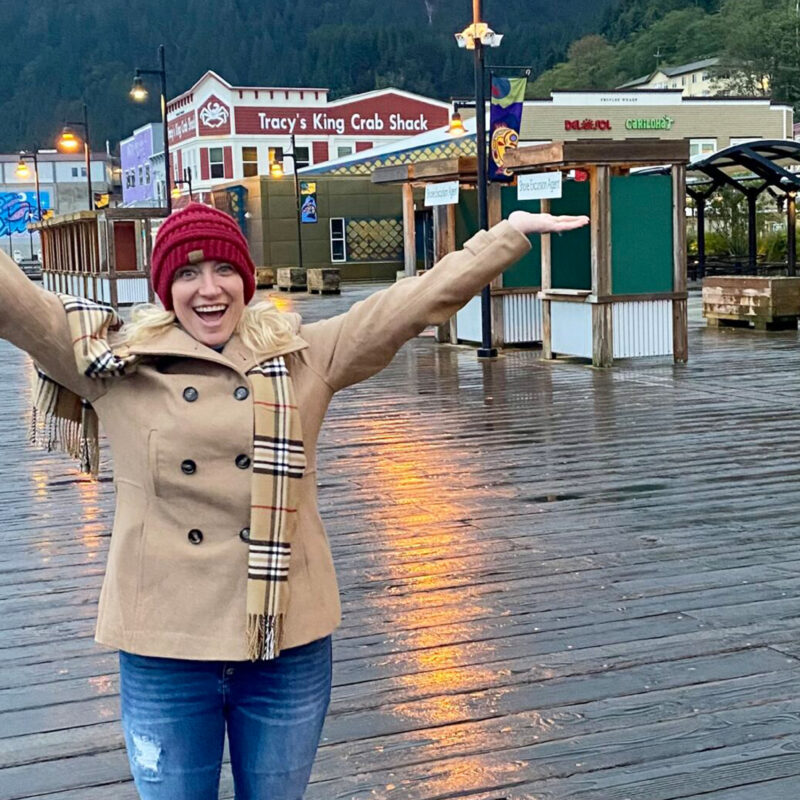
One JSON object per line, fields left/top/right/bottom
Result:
{"left": 0, "top": 200, "right": 587, "bottom": 800}
{"left": 170, "top": 261, "right": 246, "bottom": 347}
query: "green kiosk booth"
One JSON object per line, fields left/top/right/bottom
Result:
{"left": 504, "top": 139, "right": 690, "bottom": 366}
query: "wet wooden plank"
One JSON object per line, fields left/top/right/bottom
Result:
{"left": 4, "top": 288, "right": 800, "bottom": 798}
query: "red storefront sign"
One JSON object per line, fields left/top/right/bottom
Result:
{"left": 234, "top": 92, "right": 448, "bottom": 137}
{"left": 168, "top": 110, "right": 198, "bottom": 145}
{"left": 564, "top": 119, "right": 612, "bottom": 132}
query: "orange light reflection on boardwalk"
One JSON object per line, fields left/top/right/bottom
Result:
{"left": 75, "top": 471, "right": 104, "bottom": 556}
{"left": 358, "top": 413, "right": 525, "bottom": 796}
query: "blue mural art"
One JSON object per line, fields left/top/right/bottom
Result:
{"left": 0, "top": 192, "right": 51, "bottom": 237}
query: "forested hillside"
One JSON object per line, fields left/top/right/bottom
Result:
{"left": 529, "top": 0, "right": 800, "bottom": 107}
{"left": 0, "top": 0, "right": 613, "bottom": 152}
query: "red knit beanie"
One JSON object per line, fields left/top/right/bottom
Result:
{"left": 151, "top": 203, "right": 256, "bottom": 310}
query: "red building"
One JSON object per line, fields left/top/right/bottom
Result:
{"left": 166, "top": 71, "right": 451, "bottom": 197}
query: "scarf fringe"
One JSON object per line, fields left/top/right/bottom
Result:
{"left": 247, "top": 613, "right": 283, "bottom": 661}
{"left": 29, "top": 405, "right": 101, "bottom": 477}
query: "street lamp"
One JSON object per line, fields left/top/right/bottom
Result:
{"left": 16, "top": 150, "right": 43, "bottom": 261}
{"left": 269, "top": 135, "right": 304, "bottom": 270}
{"left": 455, "top": 0, "right": 503, "bottom": 358}
{"left": 130, "top": 44, "right": 172, "bottom": 213}
{"left": 448, "top": 110, "right": 466, "bottom": 136}
{"left": 56, "top": 102, "right": 93, "bottom": 211}
{"left": 16, "top": 151, "right": 43, "bottom": 221}
{"left": 171, "top": 166, "right": 194, "bottom": 201}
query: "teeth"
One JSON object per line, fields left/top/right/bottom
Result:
{"left": 195, "top": 305, "right": 227, "bottom": 313}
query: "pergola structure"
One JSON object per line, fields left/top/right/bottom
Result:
{"left": 30, "top": 207, "right": 167, "bottom": 307}
{"left": 682, "top": 140, "right": 800, "bottom": 277}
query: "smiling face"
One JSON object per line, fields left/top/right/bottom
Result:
{"left": 170, "top": 260, "right": 246, "bottom": 348}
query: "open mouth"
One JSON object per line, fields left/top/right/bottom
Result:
{"left": 193, "top": 304, "right": 228, "bottom": 324}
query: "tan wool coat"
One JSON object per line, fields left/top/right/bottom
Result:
{"left": 0, "top": 221, "right": 531, "bottom": 660}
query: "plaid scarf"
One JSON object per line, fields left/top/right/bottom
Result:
{"left": 32, "top": 294, "right": 306, "bottom": 661}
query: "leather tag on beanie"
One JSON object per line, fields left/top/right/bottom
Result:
{"left": 187, "top": 249, "right": 205, "bottom": 264}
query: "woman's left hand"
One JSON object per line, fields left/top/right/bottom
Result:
{"left": 507, "top": 211, "right": 590, "bottom": 236}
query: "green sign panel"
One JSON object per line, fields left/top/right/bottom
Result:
{"left": 625, "top": 115, "right": 675, "bottom": 131}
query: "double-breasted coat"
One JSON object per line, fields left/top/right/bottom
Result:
{"left": 0, "top": 221, "right": 530, "bottom": 660}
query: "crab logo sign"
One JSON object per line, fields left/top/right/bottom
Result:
{"left": 198, "top": 95, "right": 232, "bottom": 135}
{"left": 200, "top": 102, "right": 229, "bottom": 128}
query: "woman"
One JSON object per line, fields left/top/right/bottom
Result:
{"left": 0, "top": 203, "right": 587, "bottom": 799}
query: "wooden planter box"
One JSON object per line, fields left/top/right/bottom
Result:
{"left": 702, "top": 276, "right": 800, "bottom": 330}
{"left": 255, "top": 268, "right": 275, "bottom": 288}
{"left": 307, "top": 268, "right": 340, "bottom": 294}
{"left": 276, "top": 268, "right": 307, "bottom": 292}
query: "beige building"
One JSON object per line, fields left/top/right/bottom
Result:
{"left": 517, "top": 90, "right": 792, "bottom": 161}
{"left": 618, "top": 58, "right": 769, "bottom": 97}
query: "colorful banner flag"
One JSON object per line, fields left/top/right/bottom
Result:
{"left": 489, "top": 76, "right": 527, "bottom": 182}
{"left": 300, "top": 181, "right": 317, "bottom": 223}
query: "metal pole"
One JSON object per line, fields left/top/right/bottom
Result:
{"left": 83, "top": 103, "right": 93, "bottom": 210}
{"left": 159, "top": 45, "right": 172, "bottom": 214}
{"left": 473, "top": 6, "right": 495, "bottom": 358}
{"left": 32, "top": 151, "right": 42, "bottom": 220}
{"left": 788, "top": 192, "right": 797, "bottom": 276}
{"left": 291, "top": 134, "right": 304, "bottom": 270}
{"left": 186, "top": 166, "right": 194, "bottom": 200}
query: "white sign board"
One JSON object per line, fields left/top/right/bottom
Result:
{"left": 424, "top": 180, "right": 460, "bottom": 207}
{"left": 517, "top": 172, "right": 563, "bottom": 201}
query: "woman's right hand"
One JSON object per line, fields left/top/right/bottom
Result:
{"left": 507, "top": 211, "right": 590, "bottom": 236}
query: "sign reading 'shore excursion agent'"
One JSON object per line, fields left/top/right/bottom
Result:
{"left": 517, "top": 172, "right": 563, "bottom": 201}
{"left": 424, "top": 181, "right": 460, "bottom": 207}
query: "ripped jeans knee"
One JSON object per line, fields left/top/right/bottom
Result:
{"left": 128, "top": 730, "right": 163, "bottom": 780}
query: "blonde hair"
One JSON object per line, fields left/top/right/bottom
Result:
{"left": 117, "top": 300, "right": 298, "bottom": 353}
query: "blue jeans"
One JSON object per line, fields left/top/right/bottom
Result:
{"left": 119, "top": 636, "right": 332, "bottom": 800}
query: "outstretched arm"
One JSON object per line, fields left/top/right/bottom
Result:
{"left": 0, "top": 249, "right": 100, "bottom": 399}
{"left": 301, "top": 212, "right": 589, "bottom": 392}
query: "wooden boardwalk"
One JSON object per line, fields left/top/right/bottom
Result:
{"left": 2, "top": 285, "right": 800, "bottom": 799}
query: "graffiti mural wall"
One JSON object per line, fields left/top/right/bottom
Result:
{"left": 0, "top": 192, "right": 51, "bottom": 237}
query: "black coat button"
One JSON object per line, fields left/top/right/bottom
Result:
{"left": 183, "top": 386, "right": 199, "bottom": 402}
{"left": 239, "top": 527, "right": 250, "bottom": 542}
{"left": 188, "top": 529, "right": 203, "bottom": 544}
{"left": 234, "top": 386, "right": 249, "bottom": 401}
{"left": 235, "top": 454, "right": 251, "bottom": 469}
{"left": 181, "top": 459, "right": 197, "bottom": 475}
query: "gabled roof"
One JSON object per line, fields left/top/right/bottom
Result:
{"left": 616, "top": 57, "right": 721, "bottom": 89}
{"left": 617, "top": 74, "right": 651, "bottom": 89}
{"left": 660, "top": 57, "right": 720, "bottom": 78}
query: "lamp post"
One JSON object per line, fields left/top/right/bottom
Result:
{"left": 16, "top": 152, "right": 44, "bottom": 263}
{"left": 270, "top": 135, "right": 304, "bottom": 270}
{"left": 455, "top": 0, "right": 503, "bottom": 358}
{"left": 57, "top": 102, "right": 93, "bottom": 210}
{"left": 171, "top": 166, "right": 194, "bottom": 202}
{"left": 131, "top": 44, "right": 172, "bottom": 213}
{"left": 16, "top": 150, "right": 43, "bottom": 225}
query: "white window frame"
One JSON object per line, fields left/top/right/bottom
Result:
{"left": 729, "top": 137, "right": 759, "bottom": 148}
{"left": 689, "top": 138, "right": 717, "bottom": 162}
{"left": 209, "top": 147, "right": 225, "bottom": 179}
{"left": 294, "top": 146, "right": 310, "bottom": 169}
{"left": 330, "top": 218, "right": 347, "bottom": 263}
{"left": 242, "top": 146, "right": 259, "bottom": 177}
